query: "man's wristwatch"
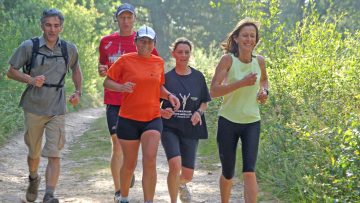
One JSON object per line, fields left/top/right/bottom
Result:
{"left": 74, "top": 90, "right": 82, "bottom": 96}
{"left": 264, "top": 89, "right": 269, "bottom": 96}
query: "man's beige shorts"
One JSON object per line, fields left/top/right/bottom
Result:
{"left": 24, "top": 111, "right": 66, "bottom": 158}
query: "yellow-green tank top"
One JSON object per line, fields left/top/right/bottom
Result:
{"left": 218, "top": 54, "right": 261, "bottom": 124}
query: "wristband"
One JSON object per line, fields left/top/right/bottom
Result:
{"left": 196, "top": 109, "right": 204, "bottom": 116}
{"left": 167, "top": 93, "right": 173, "bottom": 100}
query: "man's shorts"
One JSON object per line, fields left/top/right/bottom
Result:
{"left": 106, "top": 104, "right": 120, "bottom": 135}
{"left": 24, "top": 111, "right": 66, "bottom": 158}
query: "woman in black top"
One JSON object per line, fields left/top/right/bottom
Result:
{"left": 161, "top": 37, "right": 211, "bottom": 203}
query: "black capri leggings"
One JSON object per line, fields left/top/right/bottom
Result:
{"left": 217, "top": 116, "right": 260, "bottom": 179}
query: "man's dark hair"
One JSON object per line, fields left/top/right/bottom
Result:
{"left": 41, "top": 9, "right": 64, "bottom": 26}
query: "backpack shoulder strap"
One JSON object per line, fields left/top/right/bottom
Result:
{"left": 31, "top": 37, "right": 40, "bottom": 53}
{"left": 29, "top": 37, "right": 40, "bottom": 69}
{"left": 53, "top": 39, "right": 69, "bottom": 90}
{"left": 23, "top": 37, "right": 40, "bottom": 74}
{"left": 60, "top": 39, "right": 69, "bottom": 71}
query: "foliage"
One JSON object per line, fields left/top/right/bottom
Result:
{"left": 125, "top": 0, "right": 240, "bottom": 59}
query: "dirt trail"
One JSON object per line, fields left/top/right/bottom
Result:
{"left": 0, "top": 108, "right": 244, "bottom": 203}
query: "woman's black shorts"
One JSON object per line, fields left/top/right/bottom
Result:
{"left": 116, "top": 116, "right": 163, "bottom": 140}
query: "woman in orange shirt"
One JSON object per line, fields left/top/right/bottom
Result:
{"left": 104, "top": 25, "right": 180, "bottom": 203}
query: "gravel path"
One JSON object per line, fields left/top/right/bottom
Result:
{"left": 0, "top": 108, "right": 244, "bottom": 203}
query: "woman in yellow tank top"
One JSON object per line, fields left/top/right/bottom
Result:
{"left": 210, "top": 18, "right": 269, "bottom": 203}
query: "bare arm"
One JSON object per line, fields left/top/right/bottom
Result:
{"left": 103, "top": 77, "right": 135, "bottom": 93}
{"left": 160, "top": 86, "right": 180, "bottom": 119}
{"left": 160, "top": 107, "right": 174, "bottom": 119}
{"left": 98, "top": 63, "right": 108, "bottom": 77}
{"left": 72, "top": 65, "right": 83, "bottom": 92}
{"left": 160, "top": 85, "right": 172, "bottom": 100}
{"left": 7, "top": 65, "right": 45, "bottom": 87}
{"left": 198, "top": 102, "right": 208, "bottom": 113}
{"left": 160, "top": 85, "right": 180, "bottom": 111}
{"left": 256, "top": 55, "right": 269, "bottom": 104}
{"left": 258, "top": 55, "right": 269, "bottom": 91}
{"left": 210, "top": 54, "right": 257, "bottom": 98}
{"left": 68, "top": 65, "right": 83, "bottom": 106}
{"left": 191, "top": 102, "right": 208, "bottom": 126}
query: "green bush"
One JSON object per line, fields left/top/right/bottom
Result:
{"left": 257, "top": 7, "right": 360, "bottom": 202}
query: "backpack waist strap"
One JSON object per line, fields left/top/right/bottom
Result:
{"left": 43, "top": 83, "right": 64, "bottom": 88}
{"left": 43, "top": 71, "right": 66, "bottom": 91}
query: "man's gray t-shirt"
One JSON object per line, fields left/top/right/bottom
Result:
{"left": 8, "top": 36, "right": 79, "bottom": 116}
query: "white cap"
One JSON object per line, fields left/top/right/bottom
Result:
{"left": 136, "top": 25, "right": 156, "bottom": 40}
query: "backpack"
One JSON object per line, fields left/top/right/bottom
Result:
{"left": 23, "top": 37, "right": 69, "bottom": 90}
